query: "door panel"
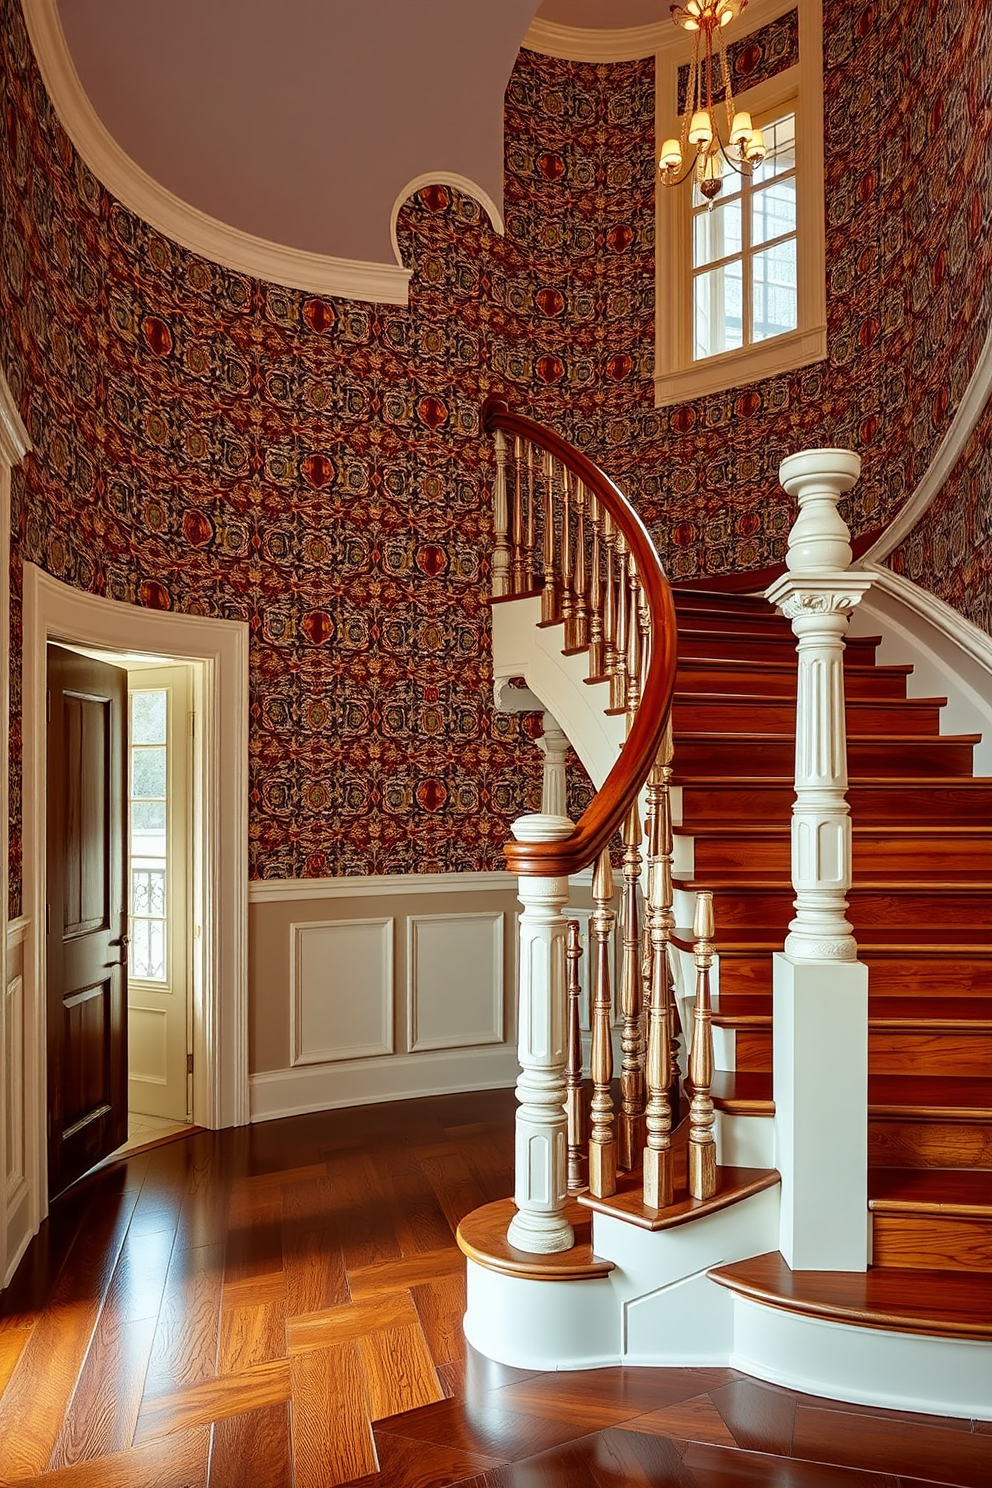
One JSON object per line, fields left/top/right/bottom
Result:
{"left": 47, "top": 646, "right": 128, "bottom": 1198}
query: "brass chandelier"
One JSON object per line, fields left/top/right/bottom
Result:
{"left": 658, "top": 0, "right": 766, "bottom": 201}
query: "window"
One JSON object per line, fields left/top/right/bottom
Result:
{"left": 654, "top": 0, "right": 826, "bottom": 407}
{"left": 129, "top": 688, "right": 169, "bottom": 980}
{"left": 692, "top": 113, "right": 798, "bottom": 361}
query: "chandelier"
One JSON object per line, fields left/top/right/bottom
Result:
{"left": 658, "top": 0, "right": 766, "bottom": 201}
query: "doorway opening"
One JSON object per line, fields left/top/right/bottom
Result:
{"left": 23, "top": 563, "right": 249, "bottom": 1226}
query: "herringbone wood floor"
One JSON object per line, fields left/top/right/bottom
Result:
{"left": 0, "top": 1088, "right": 988, "bottom": 1486}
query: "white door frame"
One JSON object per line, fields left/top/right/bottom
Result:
{"left": 23, "top": 563, "right": 249, "bottom": 1227}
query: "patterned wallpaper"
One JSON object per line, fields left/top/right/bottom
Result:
{"left": 2, "top": 0, "right": 991, "bottom": 907}
{"left": 891, "top": 397, "right": 992, "bottom": 636}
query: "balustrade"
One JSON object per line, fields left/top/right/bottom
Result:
{"left": 486, "top": 398, "right": 726, "bottom": 1244}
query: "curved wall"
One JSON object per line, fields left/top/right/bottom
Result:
{"left": 3, "top": 0, "right": 991, "bottom": 912}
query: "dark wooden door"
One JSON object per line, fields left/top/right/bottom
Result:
{"left": 47, "top": 645, "right": 129, "bottom": 1199}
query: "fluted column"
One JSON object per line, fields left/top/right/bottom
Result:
{"left": 766, "top": 449, "right": 872, "bottom": 960}
{"left": 535, "top": 715, "right": 569, "bottom": 820}
{"left": 507, "top": 813, "right": 575, "bottom": 1254}
{"left": 765, "top": 448, "right": 871, "bottom": 1272}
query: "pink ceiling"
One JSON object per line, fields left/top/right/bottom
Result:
{"left": 56, "top": 0, "right": 544, "bottom": 265}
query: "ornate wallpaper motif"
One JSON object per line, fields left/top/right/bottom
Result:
{"left": 2, "top": 0, "right": 991, "bottom": 909}
{"left": 891, "top": 397, "right": 992, "bottom": 637}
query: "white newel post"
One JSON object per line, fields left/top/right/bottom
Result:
{"left": 766, "top": 449, "right": 872, "bottom": 1271}
{"left": 536, "top": 716, "right": 569, "bottom": 818}
{"left": 507, "top": 813, "right": 575, "bottom": 1254}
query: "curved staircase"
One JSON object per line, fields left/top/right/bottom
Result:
{"left": 463, "top": 412, "right": 992, "bottom": 1420}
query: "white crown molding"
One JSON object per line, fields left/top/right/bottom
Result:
{"left": 21, "top": 0, "right": 414, "bottom": 304}
{"left": 861, "top": 324, "right": 992, "bottom": 565}
{"left": 249, "top": 871, "right": 518, "bottom": 904}
{"left": 523, "top": 0, "right": 798, "bottom": 63}
{"left": 0, "top": 367, "right": 30, "bottom": 468}
{"left": 522, "top": 17, "right": 672, "bottom": 61}
{"left": 390, "top": 171, "right": 504, "bottom": 269}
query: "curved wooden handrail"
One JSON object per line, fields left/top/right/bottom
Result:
{"left": 484, "top": 396, "right": 678, "bottom": 878}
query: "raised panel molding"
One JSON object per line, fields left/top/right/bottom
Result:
{"left": 407, "top": 912, "right": 504, "bottom": 1053}
{"left": 128, "top": 1005, "right": 168, "bottom": 1086}
{"left": 290, "top": 918, "right": 394, "bottom": 1066}
{"left": 4, "top": 976, "right": 25, "bottom": 1200}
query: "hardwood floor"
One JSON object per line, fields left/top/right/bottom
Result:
{"left": 0, "top": 1089, "right": 989, "bottom": 1487}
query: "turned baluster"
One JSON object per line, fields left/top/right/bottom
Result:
{"left": 560, "top": 468, "right": 576, "bottom": 646}
{"left": 541, "top": 450, "right": 561, "bottom": 623}
{"left": 492, "top": 430, "right": 511, "bottom": 598}
{"left": 602, "top": 510, "right": 618, "bottom": 687}
{"left": 565, "top": 919, "right": 585, "bottom": 1194}
{"left": 688, "top": 890, "right": 718, "bottom": 1200}
{"left": 643, "top": 727, "right": 675, "bottom": 1209}
{"left": 525, "top": 443, "right": 537, "bottom": 588}
{"left": 625, "top": 556, "right": 642, "bottom": 727}
{"left": 572, "top": 480, "right": 589, "bottom": 650}
{"left": 588, "top": 849, "right": 617, "bottom": 1198}
{"left": 618, "top": 802, "right": 646, "bottom": 1172}
{"left": 587, "top": 493, "right": 604, "bottom": 678}
{"left": 511, "top": 436, "right": 526, "bottom": 593}
{"left": 639, "top": 587, "right": 652, "bottom": 708}
{"left": 611, "top": 534, "right": 629, "bottom": 713}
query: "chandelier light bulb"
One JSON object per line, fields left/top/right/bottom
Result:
{"left": 729, "top": 110, "right": 753, "bottom": 145}
{"left": 744, "top": 127, "right": 766, "bottom": 164}
{"left": 688, "top": 109, "right": 714, "bottom": 145}
{"left": 659, "top": 139, "right": 683, "bottom": 172}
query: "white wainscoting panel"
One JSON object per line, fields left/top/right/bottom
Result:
{"left": 128, "top": 1004, "right": 168, "bottom": 1086}
{"left": 4, "top": 975, "right": 24, "bottom": 1199}
{"left": 291, "top": 918, "right": 394, "bottom": 1066}
{"left": 407, "top": 912, "right": 504, "bottom": 1053}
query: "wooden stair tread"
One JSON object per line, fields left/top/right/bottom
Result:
{"left": 869, "top": 1074, "right": 992, "bottom": 1117}
{"left": 709, "top": 1251, "right": 992, "bottom": 1339}
{"left": 710, "top": 1071, "right": 774, "bottom": 1115}
{"left": 456, "top": 1198, "right": 614, "bottom": 1282}
{"left": 684, "top": 823, "right": 992, "bottom": 840}
{"left": 869, "top": 1168, "right": 992, "bottom": 1216}
{"left": 578, "top": 1166, "right": 779, "bottom": 1231}
{"left": 713, "top": 932, "right": 992, "bottom": 955}
{"left": 714, "top": 996, "right": 992, "bottom": 1028}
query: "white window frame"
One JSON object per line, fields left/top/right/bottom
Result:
{"left": 654, "top": 0, "right": 826, "bottom": 406}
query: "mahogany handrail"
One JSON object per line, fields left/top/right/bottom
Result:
{"left": 484, "top": 396, "right": 678, "bottom": 878}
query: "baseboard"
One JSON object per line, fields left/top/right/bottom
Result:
{"left": 250, "top": 1044, "right": 520, "bottom": 1122}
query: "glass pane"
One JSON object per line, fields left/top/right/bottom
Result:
{"left": 693, "top": 260, "right": 744, "bottom": 360}
{"left": 132, "top": 746, "right": 166, "bottom": 800}
{"left": 693, "top": 195, "right": 742, "bottom": 268}
{"left": 132, "top": 866, "right": 166, "bottom": 917}
{"left": 752, "top": 238, "right": 798, "bottom": 343}
{"left": 752, "top": 176, "right": 796, "bottom": 247}
{"left": 752, "top": 113, "right": 796, "bottom": 185}
{"left": 132, "top": 916, "right": 166, "bottom": 981}
{"left": 131, "top": 799, "right": 166, "bottom": 860}
{"left": 131, "top": 689, "right": 167, "bottom": 745}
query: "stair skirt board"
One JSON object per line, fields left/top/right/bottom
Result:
{"left": 730, "top": 1293, "right": 992, "bottom": 1422}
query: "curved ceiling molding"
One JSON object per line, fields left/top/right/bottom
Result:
{"left": 523, "top": 17, "right": 667, "bottom": 61}
{"left": 21, "top": 0, "right": 414, "bottom": 304}
{"left": 390, "top": 173, "right": 505, "bottom": 270}
{"left": 524, "top": 0, "right": 797, "bottom": 62}
{"left": 0, "top": 366, "right": 31, "bottom": 467}
{"left": 861, "top": 324, "right": 992, "bottom": 564}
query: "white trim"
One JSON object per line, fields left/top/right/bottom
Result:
{"left": 21, "top": 0, "right": 413, "bottom": 305}
{"left": 858, "top": 561, "right": 992, "bottom": 679}
{"left": 22, "top": 565, "right": 249, "bottom": 1230}
{"left": 249, "top": 870, "right": 517, "bottom": 904}
{"left": 5, "top": 919, "right": 29, "bottom": 953}
{"left": 523, "top": 0, "right": 799, "bottom": 64}
{"left": 862, "top": 324, "right": 992, "bottom": 564}
{"left": 249, "top": 1043, "right": 520, "bottom": 1123}
{"left": 389, "top": 172, "right": 504, "bottom": 271}
{"left": 0, "top": 373, "right": 30, "bottom": 468}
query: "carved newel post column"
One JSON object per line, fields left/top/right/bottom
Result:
{"left": 765, "top": 448, "right": 871, "bottom": 1272}
{"left": 536, "top": 716, "right": 569, "bottom": 819}
{"left": 766, "top": 450, "right": 872, "bottom": 958}
{"left": 507, "top": 813, "right": 575, "bottom": 1254}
